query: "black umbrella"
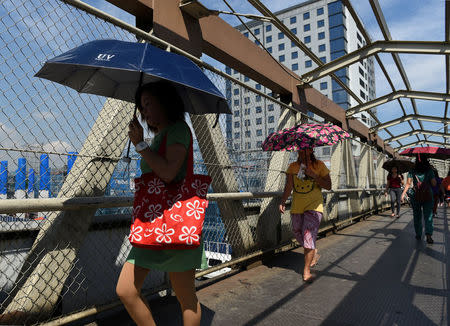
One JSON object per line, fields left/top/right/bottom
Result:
{"left": 382, "top": 159, "right": 414, "bottom": 174}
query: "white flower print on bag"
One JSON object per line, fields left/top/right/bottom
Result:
{"left": 154, "top": 224, "right": 175, "bottom": 244}
{"left": 179, "top": 226, "right": 200, "bottom": 245}
{"left": 129, "top": 225, "right": 143, "bottom": 242}
{"left": 147, "top": 177, "right": 165, "bottom": 195}
{"left": 186, "top": 200, "right": 205, "bottom": 220}
{"left": 144, "top": 204, "right": 163, "bottom": 223}
{"left": 191, "top": 179, "right": 209, "bottom": 197}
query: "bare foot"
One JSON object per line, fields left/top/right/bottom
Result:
{"left": 391, "top": 213, "right": 395, "bottom": 217}
{"left": 310, "top": 253, "right": 321, "bottom": 267}
{"left": 303, "top": 273, "right": 315, "bottom": 283}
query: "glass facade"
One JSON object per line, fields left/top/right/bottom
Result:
{"left": 328, "top": 0, "right": 349, "bottom": 109}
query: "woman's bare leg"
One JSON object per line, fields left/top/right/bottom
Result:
{"left": 169, "top": 270, "right": 201, "bottom": 326}
{"left": 116, "top": 262, "right": 156, "bottom": 326}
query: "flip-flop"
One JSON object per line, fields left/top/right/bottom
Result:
{"left": 310, "top": 254, "right": 321, "bottom": 268}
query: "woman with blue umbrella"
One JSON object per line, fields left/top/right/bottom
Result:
{"left": 36, "top": 39, "right": 230, "bottom": 326}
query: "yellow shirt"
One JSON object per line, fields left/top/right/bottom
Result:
{"left": 286, "top": 160, "right": 330, "bottom": 214}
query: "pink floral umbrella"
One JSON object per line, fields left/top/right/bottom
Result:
{"left": 261, "top": 123, "right": 351, "bottom": 151}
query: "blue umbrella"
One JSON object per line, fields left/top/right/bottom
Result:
{"left": 35, "top": 39, "right": 230, "bottom": 115}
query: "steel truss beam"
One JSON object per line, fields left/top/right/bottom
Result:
{"left": 396, "top": 140, "right": 450, "bottom": 151}
{"left": 370, "top": 115, "right": 450, "bottom": 133}
{"left": 385, "top": 130, "right": 450, "bottom": 143}
{"left": 302, "top": 41, "right": 450, "bottom": 83}
{"left": 346, "top": 90, "right": 450, "bottom": 117}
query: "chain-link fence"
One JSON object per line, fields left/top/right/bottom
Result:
{"left": 0, "top": 0, "right": 421, "bottom": 324}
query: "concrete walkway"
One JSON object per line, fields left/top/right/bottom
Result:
{"left": 87, "top": 207, "right": 449, "bottom": 326}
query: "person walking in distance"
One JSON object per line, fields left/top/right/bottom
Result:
{"left": 401, "top": 155, "right": 437, "bottom": 244}
{"left": 385, "top": 166, "right": 403, "bottom": 218}
{"left": 279, "top": 148, "right": 331, "bottom": 282}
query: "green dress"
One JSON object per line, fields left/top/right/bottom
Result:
{"left": 126, "top": 120, "right": 207, "bottom": 272}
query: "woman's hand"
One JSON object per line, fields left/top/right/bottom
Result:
{"left": 279, "top": 204, "right": 285, "bottom": 214}
{"left": 128, "top": 116, "right": 144, "bottom": 146}
{"left": 401, "top": 193, "right": 406, "bottom": 202}
{"left": 305, "top": 166, "right": 318, "bottom": 180}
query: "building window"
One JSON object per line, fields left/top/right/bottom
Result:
{"left": 257, "top": 141, "right": 262, "bottom": 147}
{"left": 322, "top": 147, "right": 330, "bottom": 156}
{"left": 243, "top": 32, "right": 249, "bottom": 38}
{"left": 256, "top": 106, "right": 262, "bottom": 113}
{"left": 267, "top": 47, "right": 272, "bottom": 53}
{"left": 279, "top": 55, "right": 285, "bottom": 62}
{"left": 234, "top": 121, "right": 240, "bottom": 128}
{"left": 360, "top": 90, "right": 366, "bottom": 100}
{"left": 245, "top": 120, "right": 250, "bottom": 127}
{"left": 268, "top": 116, "right": 275, "bottom": 123}
{"left": 234, "top": 132, "right": 240, "bottom": 139}
{"left": 320, "top": 56, "right": 326, "bottom": 63}
{"left": 292, "top": 63, "right": 298, "bottom": 71}
{"left": 305, "top": 60, "right": 312, "bottom": 68}
{"left": 320, "top": 82, "right": 328, "bottom": 90}
{"left": 303, "top": 12, "right": 310, "bottom": 20}
{"left": 291, "top": 41, "right": 296, "bottom": 47}
{"left": 319, "top": 44, "right": 326, "bottom": 52}
{"left": 254, "top": 28, "right": 260, "bottom": 35}
{"left": 291, "top": 51, "right": 298, "bottom": 59}
{"left": 290, "top": 28, "right": 297, "bottom": 35}
{"left": 269, "top": 128, "right": 274, "bottom": 134}
{"left": 233, "top": 89, "right": 239, "bottom": 95}
{"left": 359, "top": 67, "right": 364, "bottom": 76}
{"left": 317, "top": 20, "right": 325, "bottom": 28}
{"left": 266, "top": 24, "right": 272, "bottom": 32}
{"left": 304, "top": 24, "right": 310, "bottom": 32}
{"left": 256, "top": 95, "right": 262, "bottom": 102}
{"left": 278, "top": 43, "right": 285, "bottom": 51}
{"left": 266, "top": 36, "right": 272, "bottom": 43}
{"left": 234, "top": 110, "right": 240, "bottom": 117}
{"left": 256, "top": 129, "right": 263, "bottom": 136}
{"left": 233, "top": 99, "right": 239, "bottom": 106}
{"left": 245, "top": 108, "right": 250, "bottom": 115}
{"left": 304, "top": 36, "right": 311, "bottom": 43}
{"left": 234, "top": 143, "right": 240, "bottom": 150}
{"left": 290, "top": 16, "right": 297, "bottom": 24}
{"left": 245, "top": 130, "right": 251, "bottom": 137}
{"left": 256, "top": 84, "right": 262, "bottom": 90}
{"left": 278, "top": 32, "right": 284, "bottom": 40}
{"left": 318, "top": 31, "right": 325, "bottom": 40}
{"left": 357, "top": 32, "right": 362, "bottom": 42}
{"left": 244, "top": 97, "right": 250, "bottom": 104}
{"left": 246, "top": 142, "right": 251, "bottom": 149}
{"left": 268, "top": 104, "right": 274, "bottom": 111}
{"left": 225, "top": 67, "right": 231, "bottom": 75}
{"left": 359, "top": 78, "right": 365, "bottom": 88}
{"left": 256, "top": 118, "right": 262, "bottom": 125}
{"left": 317, "top": 7, "right": 324, "bottom": 16}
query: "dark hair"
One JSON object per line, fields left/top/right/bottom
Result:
{"left": 134, "top": 81, "right": 186, "bottom": 133}
{"left": 297, "top": 150, "right": 317, "bottom": 165}
{"left": 413, "top": 154, "right": 431, "bottom": 173}
{"left": 387, "top": 166, "right": 398, "bottom": 179}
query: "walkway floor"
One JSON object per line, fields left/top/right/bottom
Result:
{"left": 89, "top": 207, "right": 449, "bottom": 326}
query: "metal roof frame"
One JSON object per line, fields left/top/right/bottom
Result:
{"left": 397, "top": 140, "right": 450, "bottom": 151}
{"left": 385, "top": 130, "right": 450, "bottom": 144}
{"left": 370, "top": 114, "right": 450, "bottom": 133}
{"left": 346, "top": 90, "right": 450, "bottom": 117}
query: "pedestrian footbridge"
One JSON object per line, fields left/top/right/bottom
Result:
{"left": 96, "top": 207, "right": 449, "bottom": 326}
{"left": 0, "top": 0, "right": 449, "bottom": 325}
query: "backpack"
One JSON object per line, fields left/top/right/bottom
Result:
{"left": 414, "top": 175, "right": 431, "bottom": 203}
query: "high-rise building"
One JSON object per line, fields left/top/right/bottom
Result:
{"left": 226, "top": 0, "right": 376, "bottom": 154}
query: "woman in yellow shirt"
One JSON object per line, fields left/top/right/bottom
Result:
{"left": 279, "top": 148, "right": 331, "bottom": 282}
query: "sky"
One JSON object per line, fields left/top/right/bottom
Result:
{"left": 84, "top": 0, "right": 448, "bottom": 148}
{"left": 0, "top": 0, "right": 447, "bottom": 173}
